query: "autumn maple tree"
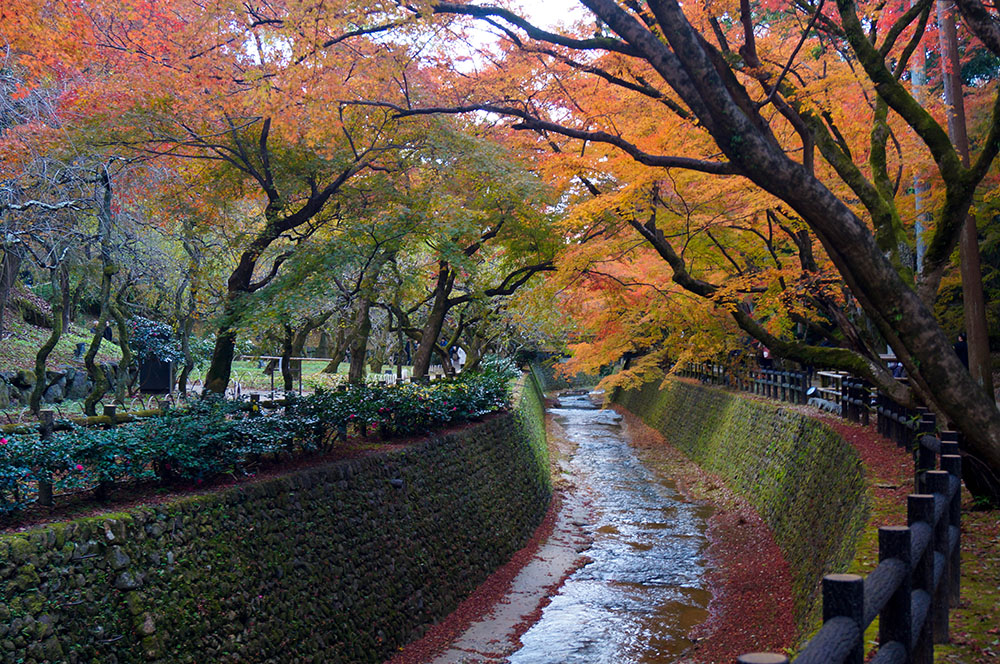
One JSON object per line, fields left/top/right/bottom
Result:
{"left": 389, "top": 0, "right": 1000, "bottom": 499}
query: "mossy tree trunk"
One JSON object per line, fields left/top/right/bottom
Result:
{"left": 321, "top": 325, "right": 349, "bottom": 374}
{"left": 29, "top": 268, "right": 63, "bottom": 415}
{"left": 84, "top": 170, "right": 117, "bottom": 415}
{"left": 82, "top": 265, "right": 115, "bottom": 415}
{"left": 177, "top": 313, "right": 195, "bottom": 395}
{"left": 109, "top": 287, "right": 133, "bottom": 405}
{"left": 0, "top": 247, "right": 22, "bottom": 339}
{"left": 280, "top": 322, "right": 295, "bottom": 392}
{"left": 347, "top": 298, "right": 372, "bottom": 384}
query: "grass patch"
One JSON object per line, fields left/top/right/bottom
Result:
{"left": 0, "top": 316, "right": 122, "bottom": 373}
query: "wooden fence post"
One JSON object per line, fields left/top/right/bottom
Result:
{"left": 916, "top": 436, "right": 937, "bottom": 494}
{"left": 37, "top": 410, "right": 54, "bottom": 507}
{"left": 908, "top": 494, "right": 936, "bottom": 662}
{"left": 841, "top": 379, "right": 850, "bottom": 420}
{"left": 879, "top": 526, "right": 912, "bottom": 662}
{"left": 927, "top": 470, "right": 954, "bottom": 643}
{"left": 860, "top": 382, "right": 870, "bottom": 426}
{"left": 823, "top": 574, "right": 865, "bottom": 664}
{"left": 940, "top": 452, "right": 961, "bottom": 607}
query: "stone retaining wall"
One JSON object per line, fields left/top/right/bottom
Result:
{"left": 614, "top": 378, "right": 869, "bottom": 629}
{"left": 0, "top": 374, "right": 550, "bottom": 664}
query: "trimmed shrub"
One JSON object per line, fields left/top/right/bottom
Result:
{"left": 0, "top": 364, "right": 520, "bottom": 516}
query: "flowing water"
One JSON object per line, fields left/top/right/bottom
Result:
{"left": 506, "top": 393, "right": 714, "bottom": 664}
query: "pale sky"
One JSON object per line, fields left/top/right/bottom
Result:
{"left": 516, "top": 0, "right": 591, "bottom": 30}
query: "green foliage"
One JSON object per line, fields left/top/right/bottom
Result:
{"left": 128, "top": 316, "right": 183, "bottom": 363}
{"left": 0, "top": 367, "right": 519, "bottom": 516}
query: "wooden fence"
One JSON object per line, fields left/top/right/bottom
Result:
{"left": 739, "top": 434, "right": 962, "bottom": 664}
{"left": 679, "top": 364, "right": 811, "bottom": 404}
{"left": 676, "top": 363, "right": 965, "bottom": 663}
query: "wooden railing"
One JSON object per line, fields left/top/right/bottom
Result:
{"left": 680, "top": 363, "right": 811, "bottom": 405}
{"left": 738, "top": 436, "right": 962, "bottom": 664}
{"left": 676, "top": 362, "right": 965, "bottom": 664}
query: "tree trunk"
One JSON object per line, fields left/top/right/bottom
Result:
{"left": 84, "top": 175, "right": 118, "bottom": 415}
{"left": 434, "top": 344, "right": 455, "bottom": 375}
{"left": 69, "top": 280, "right": 84, "bottom": 323}
{"left": 109, "top": 288, "right": 133, "bottom": 404}
{"left": 83, "top": 266, "right": 114, "bottom": 415}
{"left": 0, "top": 248, "right": 21, "bottom": 339}
{"left": 316, "top": 328, "right": 332, "bottom": 357}
{"left": 938, "top": 0, "right": 995, "bottom": 403}
{"left": 411, "top": 263, "right": 453, "bottom": 380}
{"left": 322, "top": 326, "right": 349, "bottom": 374}
{"left": 30, "top": 269, "right": 63, "bottom": 414}
{"left": 59, "top": 263, "right": 71, "bottom": 331}
{"left": 463, "top": 334, "right": 489, "bottom": 373}
{"left": 204, "top": 326, "right": 238, "bottom": 395}
{"left": 280, "top": 323, "right": 295, "bottom": 392}
{"left": 368, "top": 341, "right": 390, "bottom": 376}
{"left": 348, "top": 298, "right": 372, "bottom": 384}
{"left": 177, "top": 314, "right": 195, "bottom": 395}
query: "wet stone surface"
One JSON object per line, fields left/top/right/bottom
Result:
{"left": 507, "top": 393, "right": 713, "bottom": 664}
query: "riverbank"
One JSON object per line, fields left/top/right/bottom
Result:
{"left": 389, "top": 391, "right": 794, "bottom": 664}
{"left": 389, "top": 383, "right": 997, "bottom": 664}
{"left": 617, "top": 406, "right": 797, "bottom": 662}
{"left": 387, "top": 400, "right": 595, "bottom": 664}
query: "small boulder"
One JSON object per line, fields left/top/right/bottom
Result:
{"left": 66, "top": 370, "right": 90, "bottom": 400}
{"left": 12, "top": 370, "right": 34, "bottom": 390}
{"left": 42, "top": 382, "right": 64, "bottom": 404}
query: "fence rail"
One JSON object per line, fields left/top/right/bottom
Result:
{"left": 739, "top": 437, "right": 961, "bottom": 664}
{"left": 677, "top": 363, "right": 965, "bottom": 664}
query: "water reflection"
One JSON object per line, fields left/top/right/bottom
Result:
{"left": 506, "top": 394, "right": 713, "bottom": 664}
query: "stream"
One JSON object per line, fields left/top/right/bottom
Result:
{"left": 505, "top": 392, "right": 714, "bottom": 664}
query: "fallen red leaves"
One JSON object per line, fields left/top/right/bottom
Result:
{"left": 617, "top": 407, "right": 797, "bottom": 663}
{"left": 385, "top": 490, "right": 565, "bottom": 664}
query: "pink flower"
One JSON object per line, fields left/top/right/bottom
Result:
{"left": 75, "top": 464, "right": 84, "bottom": 471}
{"left": 0, "top": 438, "right": 6, "bottom": 445}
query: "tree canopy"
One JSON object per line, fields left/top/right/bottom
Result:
{"left": 2, "top": 0, "right": 1000, "bottom": 498}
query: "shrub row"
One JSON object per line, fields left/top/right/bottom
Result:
{"left": 0, "top": 360, "right": 519, "bottom": 516}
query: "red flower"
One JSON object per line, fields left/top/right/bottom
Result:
{"left": 75, "top": 464, "right": 84, "bottom": 471}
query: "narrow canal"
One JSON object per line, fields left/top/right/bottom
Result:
{"left": 506, "top": 392, "right": 714, "bottom": 663}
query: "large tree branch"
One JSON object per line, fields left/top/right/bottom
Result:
{"left": 1, "top": 199, "right": 89, "bottom": 212}
{"left": 446, "top": 261, "right": 555, "bottom": 307}
{"left": 387, "top": 103, "right": 738, "bottom": 174}
{"left": 431, "top": 2, "right": 639, "bottom": 56}
{"left": 248, "top": 251, "right": 293, "bottom": 292}
{"left": 954, "top": 0, "right": 1000, "bottom": 55}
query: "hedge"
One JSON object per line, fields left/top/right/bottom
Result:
{"left": 1, "top": 360, "right": 518, "bottom": 516}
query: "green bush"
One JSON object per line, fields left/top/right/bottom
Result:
{"left": 0, "top": 366, "right": 519, "bottom": 516}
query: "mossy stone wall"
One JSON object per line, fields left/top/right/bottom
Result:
{"left": 0, "top": 374, "right": 550, "bottom": 664}
{"left": 614, "top": 378, "right": 869, "bottom": 629}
